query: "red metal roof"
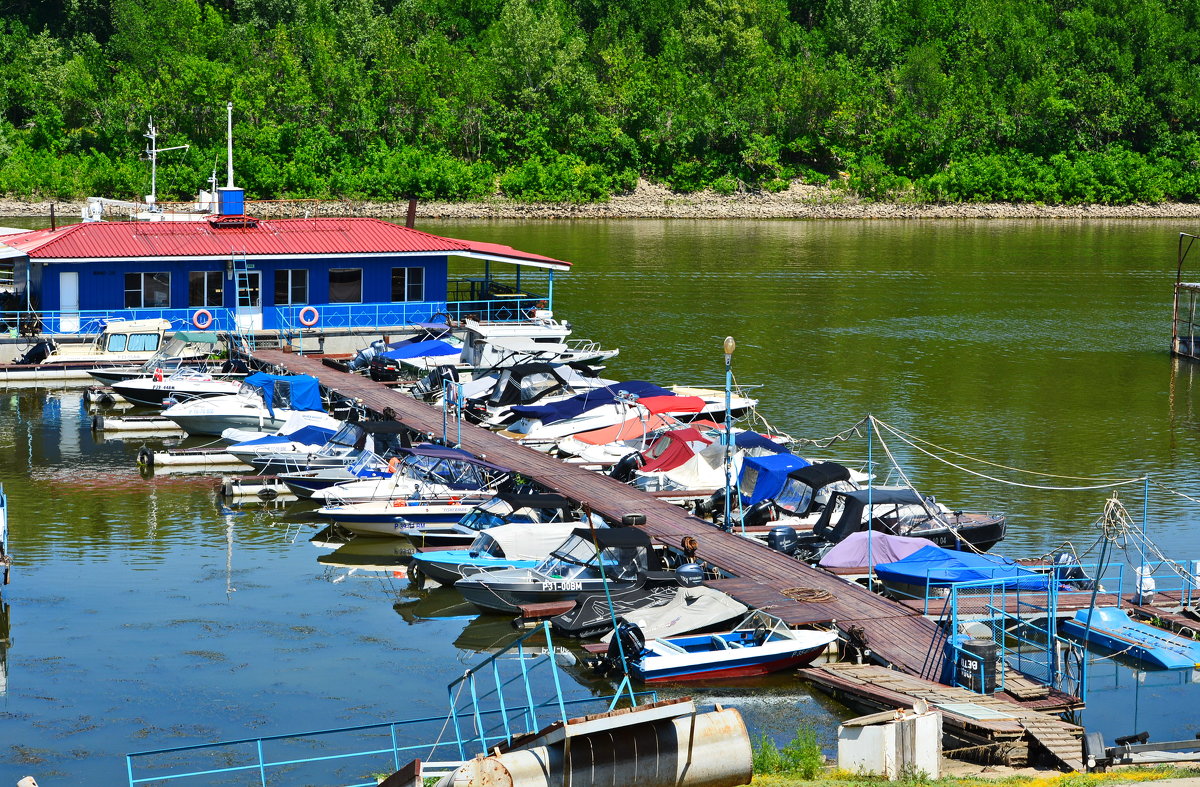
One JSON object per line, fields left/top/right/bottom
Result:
{"left": 0, "top": 217, "right": 571, "bottom": 269}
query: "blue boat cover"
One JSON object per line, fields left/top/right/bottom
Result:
{"left": 380, "top": 339, "right": 460, "bottom": 361}
{"left": 874, "top": 545, "right": 1049, "bottom": 590}
{"left": 230, "top": 424, "right": 334, "bottom": 448}
{"left": 508, "top": 381, "right": 673, "bottom": 425}
{"left": 244, "top": 372, "right": 324, "bottom": 416}
{"left": 734, "top": 431, "right": 789, "bottom": 454}
{"left": 739, "top": 452, "right": 812, "bottom": 505}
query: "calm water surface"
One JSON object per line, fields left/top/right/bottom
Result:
{"left": 3, "top": 218, "right": 1200, "bottom": 783}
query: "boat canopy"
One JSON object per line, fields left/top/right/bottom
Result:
{"left": 380, "top": 339, "right": 460, "bottom": 361}
{"left": 496, "top": 490, "right": 574, "bottom": 511}
{"left": 243, "top": 372, "right": 324, "bottom": 416}
{"left": 479, "top": 522, "right": 582, "bottom": 561}
{"left": 636, "top": 395, "right": 706, "bottom": 415}
{"left": 229, "top": 424, "right": 335, "bottom": 449}
{"left": 733, "top": 431, "right": 789, "bottom": 454}
{"left": 818, "top": 531, "right": 931, "bottom": 569}
{"left": 843, "top": 488, "right": 925, "bottom": 506}
{"left": 789, "top": 462, "right": 852, "bottom": 490}
{"left": 738, "top": 453, "right": 811, "bottom": 506}
{"left": 400, "top": 442, "right": 511, "bottom": 472}
{"left": 874, "top": 544, "right": 1048, "bottom": 590}
{"left": 570, "top": 526, "right": 652, "bottom": 549}
{"left": 604, "top": 586, "right": 749, "bottom": 642}
{"left": 170, "top": 331, "right": 220, "bottom": 343}
{"left": 638, "top": 427, "right": 714, "bottom": 474}
{"left": 508, "top": 381, "right": 672, "bottom": 424}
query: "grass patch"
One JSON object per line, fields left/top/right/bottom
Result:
{"left": 751, "top": 765, "right": 1200, "bottom": 786}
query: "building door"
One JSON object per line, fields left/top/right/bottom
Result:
{"left": 59, "top": 271, "right": 79, "bottom": 332}
{"left": 235, "top": 270, "right": 262, "bottom": 331}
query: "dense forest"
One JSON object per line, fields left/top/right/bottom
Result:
{"left": 0, "top": 0, "right": 1199, "bottom": 204}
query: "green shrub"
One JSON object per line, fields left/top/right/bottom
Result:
{"left": 752, "top": 722, "right": 824, "bottom": 777}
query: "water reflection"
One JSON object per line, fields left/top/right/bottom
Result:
{"left": 0, "top": 600, "right": 9, "bottom": 697}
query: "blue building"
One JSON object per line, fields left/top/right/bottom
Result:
{"left": 0, "top": 213, "right": 568, "bottom": 336}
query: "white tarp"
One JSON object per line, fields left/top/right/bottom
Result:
{"left": 482, "top": 521, "right": 583, "bottom": 561}
{"left": 601, "top": 586, "right": 749, "bottom": 642}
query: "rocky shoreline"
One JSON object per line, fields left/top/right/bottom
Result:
{"left": 5, "top": 180, "right": 1200, "bottom": 220}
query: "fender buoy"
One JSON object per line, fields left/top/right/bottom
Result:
{"left": 153, "top": 367, "right": 164, "bottom": 382}
{"left": 136, "top": 445, "right": 154, "bottom": 467}
{"left": 392, "top": 499, "right": 407, "bottom": 508}
{"left": 192, "top": 309, "right": 214, "bottom": 330}
{"left": 387, "top": 456, "right": 401, "bottom": 473}
{"left": 298, "top": 306, "right": 319, "bottom": 327}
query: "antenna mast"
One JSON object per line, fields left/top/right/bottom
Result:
{"left": 226, "top": 102, "right": 234, "bottom": 188}
{"left": 144, "top": 118, "right": 189, "bottom": 206}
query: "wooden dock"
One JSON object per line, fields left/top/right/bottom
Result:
{"left": 802, "top": 663, "right": 1084, "bottom": 771}
{"left": 249, "top": 349, "right": 961, "bottom": 680}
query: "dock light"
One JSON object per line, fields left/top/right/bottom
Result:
{"left": 723, "top": 336, "right": 736, "bottom": 532}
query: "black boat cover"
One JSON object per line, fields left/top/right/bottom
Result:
{"left": 569, "top": 527, "right": 652, "bottom": 548}
{"left": 787, "top": 461, "right": 852, "bottom": 489}
{"left": 496, "top": 491, "right": 574, "bottom": 510}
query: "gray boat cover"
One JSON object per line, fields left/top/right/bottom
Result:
{"left": 600, "top": 586, "right": 748, "bottom": 642}
{"left": 817, "top": 530, "right": 930, "bottom": 568}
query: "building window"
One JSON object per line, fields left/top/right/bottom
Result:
{"left": 329, "top": 268, "right": 362, "bottom": 303}
{"left": 188, "top": 271, "right": 224, "bottom": 307}
{"left": 391, "top": 267, "right": 425, "bottom": 302}
{"left": 124, "top": 272, "right": 170, "bottom": 308}
{"left": 274, "top": 269, "right": 308, "bottom": 305}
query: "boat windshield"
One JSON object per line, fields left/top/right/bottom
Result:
{"left": 458, "top": 497, "right": 518, "bottom": 532}
{"left": 774, "top": 477, "right": 814, "bottom": 515}
{"left": 467, "top": 532, "right": 505, "bottom": 558}
{"left": 407, "top": 455, "right": 488, "bottom": 489}
{"left": 536, "top": 534, "right": 645, "bottom": 581}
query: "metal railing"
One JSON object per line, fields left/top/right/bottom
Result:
{"left": 0, "top": 296, "right": 551, "bottom": 338}
{"left": 126, "top": 622, "right": 654, "bottom": 786}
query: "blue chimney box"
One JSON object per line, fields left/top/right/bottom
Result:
{"left": 217, "top": 187, "right": 245, "bottom": 216}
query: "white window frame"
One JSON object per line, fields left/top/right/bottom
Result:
{"left": 124, "top": 272, "right": 171, "bottom": 308}
{"left": 391, "top": 266, "right": 426, "bottom": 302}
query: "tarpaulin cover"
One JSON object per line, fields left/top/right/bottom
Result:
{"left": 873, "top": 544, "right": 1049, "bottom": 590}
{"left": 243, "top": 372, "right": 324, "bottom": 416}
{"left": 734, "top": 431, "right": 789, "bottom": 454}
{"left": 508, "top": 381, "right": 672, "bottom": 424}
{"left": 401, "top": 443, "right": 511, "bottom": 472}
{"left": 638, "top": 428, "right": 714, "bottom": 474}
{"left": 738, "top": 452, "right": 812, "bottom": 505}
{"left": 636, "top": 395, "right": 706, "bottom": 415}
{"left": 818, "top": 531, "right": 931, "bottom": 569}
{"left": 380, "top": 339, "right": 460, "bottom": 360}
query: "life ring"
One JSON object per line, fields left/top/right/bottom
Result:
{"left": 387, "top": 456, "right": 401, "bottom": 473}
{"left": 191, "top": 309, "right": 214, "bottom": 330}
{"left": 298, "top": 306, "right": 319, "bottom": 327}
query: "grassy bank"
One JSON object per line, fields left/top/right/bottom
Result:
{"left": 752, "top": 767, "right": 1200, "bottom": 787}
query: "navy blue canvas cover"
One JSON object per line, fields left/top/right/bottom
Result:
{"left": 508, "top": 381, "right": 673, "bottom": 424}
{"left": 738, "top": 452, "right": 812, "bottom": 505}
{"left": 381, "top": 339, "right": 459, "bottom": 360}
{"left": 243, "top": 373, "right": 324, "bottom": 416}
{"left": 874, "top": 544, "right": 1048, "bottom": 590}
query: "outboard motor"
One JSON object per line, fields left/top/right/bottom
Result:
{"left": 742, "top": 499, "right": 778, "bottom": 528}
{"left": 676, "top": 563, "right": 704, "bottom": 587}
{"left": 605, "top": 621, "right": 646, "bottom": 673}
{"left": 767, "top": 526, "right": 799, "bottom": 557}
{"left": 1053, "top": 552, "right": 1092, "bottom": 589}
{"left": 610, "top": 452, "right": 644, "bottom": 482}
{"left": 15, "top": 339, "right": 55, "bottom": 365}
{"left": 693, "top": 488, "right": 726, "bottom": 521}
{"left": 348, "top": 339, "right": 387, "bottom": 372}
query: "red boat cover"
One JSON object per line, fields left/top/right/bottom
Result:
{"left": 638, "top": 428, "right": 715, "bottom": 473}
{"left": 637, "top": 395, "right": 707, "bottom": 415}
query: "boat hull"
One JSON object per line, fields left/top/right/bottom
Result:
{"left": 634, "top": 645, "right": 825, "bottom": 682}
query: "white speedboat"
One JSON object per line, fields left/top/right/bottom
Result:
{"left": 496, "top": 383, "right": 757, "bottom": 447}
{"left": 309, "top": 443, "right": 509, "bottom": 504}
{"left": 162, "top": 372, "right": 326, "bottom": 436}
{"left": 87, "top": 330, "right": 230, "bottom": 387}
{"left": 111, "top": 367, "right": 244, "bottom": 408}
{"left": 401, "top": 315, "right": 618, "bottom": 376}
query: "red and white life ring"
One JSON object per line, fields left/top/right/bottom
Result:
{"left": 191, "top": 309, "right": 214, "bottom": 330}
{"left": 298, "top": 306, "right": 320, "bottom": 327}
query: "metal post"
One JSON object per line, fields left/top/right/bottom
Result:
{"left": 457, "top": 381, "right": 464, "bottom": 446}
{"left": 867, "top": 415, "right": 874, "bottom": 592}
{"left": 548, "top": 270, "right": 554, "bottom": 311}
{"left": 1142, "top": 475, "right": 1150, "bottom": 570}
{"left": 722, "top": 336, "right": 736, "bottom": 531}
{"left": 442, "top": 378, "right": 449, "bottom": 442}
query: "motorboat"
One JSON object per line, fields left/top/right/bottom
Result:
{"left": 398, "top": 491, "right": 576, "bottom": 549}
{"left": 87, "top": 330, "right": 232, "bottom": 386}
{"left": 222, "top": 414, "right": 342, "bottom": 464}
{"left": 317, "top": 494, "right": 493, "bottom": 538}
{"left": 407, "top": 519, "right": 584, "bottom": 586}
{"left": 630, "top": 428, "right": 794, "bottom": 496}
{"left": 596, "top": 586, "right": 749, "bottom": 643}
{"left": 18, "top": 318, "right": 173, "bottom": 369}
{"left": 244, "top": 419, "right": 409, "bottom": 476}
{"left": 872, "top": 544, "right": 1050, "bottom": 601}
{"left": 111, "top": 367, "right": 244, "bottom": 408}
{"left": 161, "top": 372, "right": 325, "bottom": 436}
{"left": 596, "top": 612, "right": 838, "bottom": 682}
{"left": 1060, "top": 607, "right": 1200, "bottom": 670}
{"left": 551, "top": 583, "right": 688, "bottom": 640}
{"left": 496, "top": 383, "right": 754, "bottom": 447}
{"left": 278, "top": 451, "right": 392, "bottom": 499}
{"left": 454, "top": 527, "right": 674, "bottom": 614}
{"left": 455, "top": 362, "right": 615, "bottom": 427}
{"left": 308, "top": 443, "right": 510, "bottom": 504}
{"left": 399, "top": 316, "right": 618, "bottom": 377}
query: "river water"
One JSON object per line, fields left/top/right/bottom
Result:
{"left": 3, "top": 218, "right": 1200, "bottom": 783}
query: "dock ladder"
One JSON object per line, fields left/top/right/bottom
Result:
{"left": 231, "top": 250, "right": 256, "bottom": 351}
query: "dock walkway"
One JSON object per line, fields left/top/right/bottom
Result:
{"left": 248, "top": 351, "right": 993, "bottom": 687}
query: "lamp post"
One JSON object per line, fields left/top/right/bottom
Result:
{"left": 723, "top": 336, "right": 736, "bottom": 531}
